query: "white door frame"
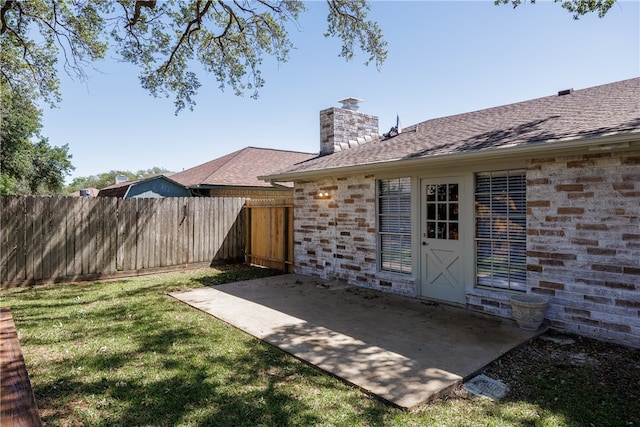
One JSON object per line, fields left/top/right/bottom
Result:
{"left": 418, "top": 177, "right": 466, "bottom": 304}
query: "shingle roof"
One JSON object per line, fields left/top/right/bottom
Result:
{"left": 267, "top": 78, "right": 640, "bottom": 179}
{"left": 97, "top": 175, "right": 186, "bottom": 197}
{"left": 170, "top": 147, "right": 315, "bottom": 188}
{"left": 97, "top": 179, "right": 134, "bottom": 197}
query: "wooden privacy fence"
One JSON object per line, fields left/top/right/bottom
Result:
{"left": 0, "top": 196, "right": 245, "bottom": 287}
{"left": 244, "top": 198, "right": 294, "bottom": 272}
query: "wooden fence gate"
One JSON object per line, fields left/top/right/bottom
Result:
{"left": 244, "top": 198, "right": 294, "bottom": 272}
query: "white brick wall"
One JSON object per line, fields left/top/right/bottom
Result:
{"left": 292, "top": 148, "right": 639, "bottom": 347}
{"left": 294, "top": 175, "right": 415, "bottom": 296}
{"left": 526, "top": 149, "right": 640, "bottom": 346}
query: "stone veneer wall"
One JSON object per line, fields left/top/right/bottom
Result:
{"left": 319, "top": 108, "right": 379, "bottom": 156}
{"left": 294, "top": 175, "right": 415, "bottom": 296}
{"left": 526, "top": 149, "right": 640, "bottom": 346}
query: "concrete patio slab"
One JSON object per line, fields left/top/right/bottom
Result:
{"left": 169, "top": 274, "right": 541, "bottom": 410}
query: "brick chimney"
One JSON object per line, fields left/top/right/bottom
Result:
{"left": 319, "top": 97, "right": 379, "bottom": 156}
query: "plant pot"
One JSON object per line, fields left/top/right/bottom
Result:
{"left": 510, "top": 295, "right": 548, "bottom": 331}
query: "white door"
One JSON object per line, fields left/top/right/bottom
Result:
{"left": 420, "top": 178, "right": 466, "bottom": 304}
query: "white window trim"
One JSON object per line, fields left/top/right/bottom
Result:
{"left": 377, "top": 177, "right": 412, "bottom": 274}
{"left": 474, "top": 169, "right": 527, "bottom": 292}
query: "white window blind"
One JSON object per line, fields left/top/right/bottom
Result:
{"left": 378, "top": 178, "right": 412, "bottom": 274}
{"left": 475, "top": 170, "right": 526, "bottom": 291}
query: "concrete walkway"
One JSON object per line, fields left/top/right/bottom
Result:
{"left": 170, "top": 274, "right": 540, "bottom": 410}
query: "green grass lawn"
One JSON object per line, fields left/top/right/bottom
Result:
{"left": 2, "top": 265, "right": 638, "bottom": 426}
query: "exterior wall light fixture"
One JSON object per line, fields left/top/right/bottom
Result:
{"left": 317, "top": 191, "right": 331, "bottom": 199}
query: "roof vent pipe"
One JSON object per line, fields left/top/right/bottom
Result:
{"left": 558, "top": 88, "right": 573, "bottom": 96}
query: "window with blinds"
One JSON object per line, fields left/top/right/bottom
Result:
{"left": 378, "top": 177, "right": 412, "bottom": 274}
{"left": 475, "top": 170, "right": 526, "bottom": 291}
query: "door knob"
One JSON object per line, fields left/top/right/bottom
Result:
{"left": 422, "top": 241, "right": 428, "bottom": 246}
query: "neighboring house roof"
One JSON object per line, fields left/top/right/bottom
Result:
{"left": 97, "top": 175, "right": 189, "bottom": 198}
{"left": 97, "top": 180, "right": 131, "bottom": 198}
{"left": 170, "top": 146, "right": 316, "bottom": 189}
{"left": 263, "top": 77, "right": 640, "bottom": 181}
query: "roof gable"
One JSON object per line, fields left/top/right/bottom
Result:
{"left": 97, "top": 175, "right": 188, "bottom": 198}
{"left": 171, "top": 147, "right": 315, "bottom": 188}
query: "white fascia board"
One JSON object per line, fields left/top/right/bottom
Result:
{"left": 259, "top": 132, "right": 640, "bottom": 183}
{"left": 122, "top": 184, "right": 132, "bottom": 199}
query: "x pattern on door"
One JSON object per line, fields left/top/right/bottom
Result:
{"left": 424, "top": 248, "right": 460, "bottom": 288}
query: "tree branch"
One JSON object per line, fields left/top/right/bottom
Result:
{"left": 217, "top": 1, "right": 242, "bottom": 40}
{"left": 127, "top": 0, "right": 156, "bottom": 28}
{"left": 327, "top": 0, "right": 360, "bottom": 23}
{"left": 0, "top": 0, "right": 14, "bottom": 35}
{"left": 158, "top": 0, "right": 214, "bottom": 74}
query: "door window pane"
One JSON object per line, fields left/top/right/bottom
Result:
{"left": 425, "top": 183, "right": 459, "bottom": 240}
{"left": 427, "top": 222, "right": 436, "bottom": 238}
{"left": 449, "top": 203, "right": 458, "bottom": 221}
{"left": 426, "top": 185, "right": 436, "bottom": 202}
{"left": 437, "top": 222, "right": 447, "bottom": 239}
{"left": 449, "top": 184, "right": 459, "bottom": 201}
{"left": 449, "top": 223, "right": 459, "bottom": 240}
{"left": 427, "top": 204, "right": 435, "bottom": 221}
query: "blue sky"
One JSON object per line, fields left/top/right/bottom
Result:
{"left": 39, "top": 1, "right": 640, "bottom": 183}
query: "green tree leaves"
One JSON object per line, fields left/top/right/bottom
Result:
{"left": 0, "top": 86, "right": 74, "bottom": 194}
{"left": 65, "top": 167, "right": 172, "bottom": 194}
{"left": 325, "top": 0, "right": 387, "bottom": 69}
{"left": 29, "top": 138, "right": 74, "bottom": 194}
{"left": 2, "top": 1, "right": 618, "bottom": 113}
{"left": 495, "top": 0, "right": 617, "bottom": 19}
{"left": 0, "top": 0, "right": 108, "bottom": 106}
{"left": 1, "top": 1, "right": 387, "bottom": 113}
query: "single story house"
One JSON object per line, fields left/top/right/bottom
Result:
{"left": 261, "top": 79, "right": 640, "bottom": 348}
{"left": 170, "top": 146, "right": 315, "bottom": 198}
{"left": 97, "top": 175, "right": 191, "bottom": 198}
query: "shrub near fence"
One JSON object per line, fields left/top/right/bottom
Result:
{"left": 0, "top": 196, "right": 245, "bottom": 287}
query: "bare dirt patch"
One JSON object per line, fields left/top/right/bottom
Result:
{"left": 459, "top": 329, "right": 640, "bottom": 426}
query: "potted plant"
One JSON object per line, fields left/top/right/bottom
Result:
{"left": 510, "top": 294, "right": 548, "bottom": 330}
